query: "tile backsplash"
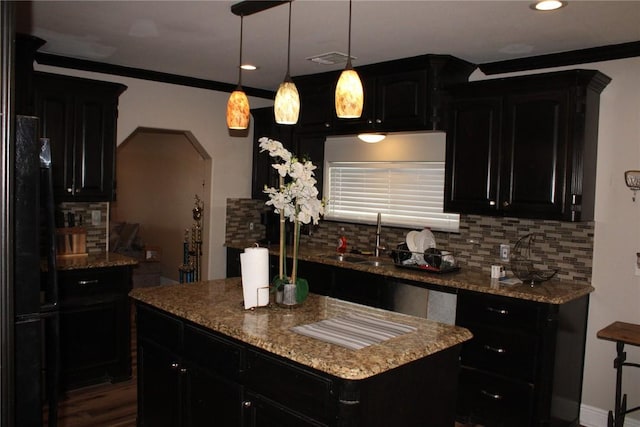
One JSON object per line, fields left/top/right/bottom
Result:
{"left": 57, "top": 202, "right": 108, "bottom": 254}
{"left": 226, "top": 198, "right": 594, "bottom": 284}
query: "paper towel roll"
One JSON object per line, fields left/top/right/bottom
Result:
{"left": 240, "top": 247, "right": 270, "bottom": 309}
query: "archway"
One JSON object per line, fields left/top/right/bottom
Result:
{"left": 112, "top": 127, "right": 211, "bottom": 283}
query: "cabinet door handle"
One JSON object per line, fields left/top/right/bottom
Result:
{"left": 170, "top": 362, "right": 180, "bottom": 369}
{"left": 489, "top": 200, "right": 496, "bottom": 206}
{"left": 502, "top": 201, "right": 510, "bottom": 208}
{"left": 480, "top": 389, "right": 503, "bottom": 400}
{"left": 243, "top": 401, "right": 252, "bottom": 408}
{"left": 375, "top": 118, "right": 382, "bottom": 124}
{"left": 78, "top": 279, "right": 99, "bottom": 285}
{"left": 483, "top": 344, "right": 507, "bottom": 354}
{"left": 66, "top": 187, "right": 73, "bottom": 193}
{"left": 486, "top": 306, "right": 509, "bottom": 316}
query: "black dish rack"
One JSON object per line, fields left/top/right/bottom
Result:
{"left": 390, "top": 244, "right": 460, "bottom": 274}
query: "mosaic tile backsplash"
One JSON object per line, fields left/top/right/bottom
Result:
{"left": 226, "top": 198, "right": 594, "bottom": 284}
{"left": 58, "top": 202, "right": 109, "bottom": 254}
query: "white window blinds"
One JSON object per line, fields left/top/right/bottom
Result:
{"left": 325, "top": 161, "right": 459, "bottom": 232}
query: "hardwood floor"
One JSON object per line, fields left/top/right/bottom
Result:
{"left": 46, "top": 378, "right": 137, "bottom": 427}
{"left": 44, "top": 309, "right": 138, "bottom": 427}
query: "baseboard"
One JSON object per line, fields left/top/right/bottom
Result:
{"left": 581, "top": 404, "right": 640, "bottom": 427}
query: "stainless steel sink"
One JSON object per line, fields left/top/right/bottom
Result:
{"left": 325, "top": 254, "right": 368, "bottom": 263}
{"left": 324, "top": 254, "right": 393, "bottom": 267}
{"left": 355, "top": 258, "right": 393, "bottom": 267}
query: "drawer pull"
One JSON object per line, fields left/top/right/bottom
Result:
{"left": 78, "top": 279, "right": 99, "bottom": 286}
{"left": 170, "top": 362, "right": 180, "bottom": 369}
{"left": 480, "top": 389, "right": 503, "bottom": 400}
{"left": 483, "top": 344, "right": 506, "bottom": 354}
{"left": 243, "top": 401, "right": 252, "bottom": 408}
{"left": 486, "top": 306, "right": 509, "bottom": 316}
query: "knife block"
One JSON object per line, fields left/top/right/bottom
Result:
{"left": 56, "top": 227, "right": 88, "bottom": 257}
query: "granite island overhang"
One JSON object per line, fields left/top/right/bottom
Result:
{"left": 129, "top": 277, "right": 472, "bottom": 379}
{"left": 130, "top": 277, "right": 473, "bottom": 426}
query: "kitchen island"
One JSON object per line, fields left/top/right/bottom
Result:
{"left": 130, "top": 277, "right": 473, "bottom": 426}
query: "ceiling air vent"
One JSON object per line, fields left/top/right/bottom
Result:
{"left": 306, "top": 51, "right": 355, "bottom": 65}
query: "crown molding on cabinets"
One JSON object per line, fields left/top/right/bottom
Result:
{"left": 33, "top": 52, "right": 276, "bottom": 99}
{"left": 479, "top": 40, "right": 640, "bottom": 75}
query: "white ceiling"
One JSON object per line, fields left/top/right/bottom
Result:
{"left": 16, "top": 1, "right": 640, "bottom": 93}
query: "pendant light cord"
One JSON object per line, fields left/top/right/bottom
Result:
{"left": 347, "top": 0, "right": 353, "bottom": 68}
{"left": 238, "top": 15, "right": 244, "bottom": 87}
{"left": 286, "top": 1, "right": 292, "bottom": 77}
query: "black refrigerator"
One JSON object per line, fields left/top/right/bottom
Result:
{"left": 14, "top": 115, "right": 60, "bottom": 426}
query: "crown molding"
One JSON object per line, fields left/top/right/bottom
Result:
{"left": 479, "top": 41, "right": 640, "bottom": 75}
{"left": 34, "top": 52, "right": 275, "bottom": 99}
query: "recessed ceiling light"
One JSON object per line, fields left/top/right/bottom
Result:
{"left": 241, "top": 64, "right": 257, "bottom": 71}
{"left": 531, "top": 0, "right": 567, "bottom": 11}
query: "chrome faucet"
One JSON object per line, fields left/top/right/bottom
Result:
{"left": 374, "top": 212, "right": 383, "bottom": 257}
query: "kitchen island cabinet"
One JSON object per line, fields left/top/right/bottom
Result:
{"left": 444, "top": 69, "right": 611, "bottom": 221}
{"left": 130, "top": 278, "right": 472, "bottom": 427}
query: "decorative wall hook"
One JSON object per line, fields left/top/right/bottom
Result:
{"left": 624, "top": 170, "right": 640, "bottom": 201}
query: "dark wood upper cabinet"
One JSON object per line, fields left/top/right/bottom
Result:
{"left": 294, "top": 73, "right": 338, "bottom": 134}
{"left": 251, "top": 107, "right": 327, "bottom": 200}
{"left": 294, "top": 54, "right": 475, "bottom": 136}
{"left": 250, "top": 107, "right": 294, "bottom": 200}
{"left": 444, "top": 69, "right": 611, "bottom": 221}
{"left": 33, "top": 72, "right": 126, "bottom": 202}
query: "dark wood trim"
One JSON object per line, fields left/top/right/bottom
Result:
{"left": 34, "top": 52, "right": 276, "bottom": 99}
{"left": 231, "top": 1, "right": 288, "bottom": 17}
{"left": 479, "top": 41, "right": 640, "bottom": 75}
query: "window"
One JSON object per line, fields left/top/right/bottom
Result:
{"left": 325, "top": 161, "right": 459, "bottom": 232}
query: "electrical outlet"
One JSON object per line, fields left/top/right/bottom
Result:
{"left": 91, "top": 210, "right": 101, "bottom": 226}
{"left": 500, "top": 243, "right": 510, "bottom": 262}
{"left": 249, "top": 222, "right": 254, "bottom": 231}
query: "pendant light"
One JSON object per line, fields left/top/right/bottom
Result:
{"left": 335, "top": 0, "right": 363, "bottom": 119}
{"left": 274, "top": 1, "right": 300, "bottom": 125}
{"left": 226, "top": 15, "right": 250, "bottom": 130}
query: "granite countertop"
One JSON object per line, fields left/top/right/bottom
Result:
{"left": 129, "top": 277, "right": 473, "bottom": 380}
{"left": 227, "top": 242, "right": 594, "bottom": 305}
{"left": 55, "top": 252, "right": 138, "bottom": 270}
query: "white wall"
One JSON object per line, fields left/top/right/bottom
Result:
{"left": 471, "top": 57, "right": 640, "bottom": 425}
{"left": 34, "top": 63, "right": 272, "bottom": 279}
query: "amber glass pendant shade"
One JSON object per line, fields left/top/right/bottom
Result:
{"left": 335, "top": 67, "right": 363, "bottom": 118}
{"left": 227, "top": 15, "right": 250, "bottom": 130}
{"left": 335, "top": 0, "right": 363, "bottom": 119}
{"left": 274, "top": 1, "right": 299, "bottom": 125}
{"left": 274, "top": 79, "right": 300, "bottom": 124}
{"left": 226, "top": 89, "right": 250, "bottom": 130}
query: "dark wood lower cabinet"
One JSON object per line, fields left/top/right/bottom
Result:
{"left": 456, "top": 290, "right": 590, "bottom": 427}
{"left": 136, "top": 302, "right": 462, "bottom": 427}
{"left": 244, "top": 392, "right": 326, "bottom": 427}
{"left": 58, "top": 265, "right": 132, "bottom": 390}
{"left": 137, "top": 340, "right": 182, "bottom": 427}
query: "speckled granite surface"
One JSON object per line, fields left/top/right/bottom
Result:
{"left": 56, "top": 252, "right": 138, "bottom": 270}
{"left": 227, "top": 242, "right": 594, "bottom": 305}
{"left": 129, "top": 278, "right": 472, "bottom": 380}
